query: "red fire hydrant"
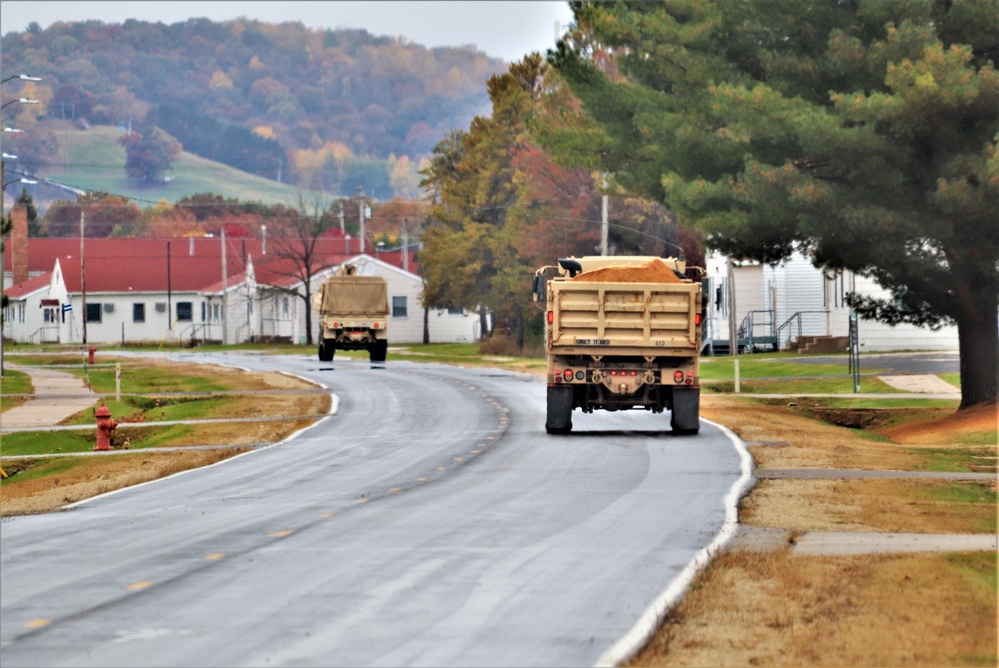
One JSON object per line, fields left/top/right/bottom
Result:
{"left": 93, "top": 404, "right": 118, "bottom": 451}
{"left": 88, "top": 346, "right": 97, "bottom": 364}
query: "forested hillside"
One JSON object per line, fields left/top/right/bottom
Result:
{"left": 1, "top": 17, "right": 506, "bottom": 199}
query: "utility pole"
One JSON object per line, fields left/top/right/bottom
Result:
{"left": 221, "top": 228, "right": 228, "bottom": 345}
{"left": 600, "top": 175, "right": 609, "bottom": 256}
{"left": 166, "top": 241, "right": 172, "bottom": 323}
{"left": 80, "top": 211, "right": 87, "bottom": 344}
{"left": 356, "top": 186, "right": 366, "bottom": 254}
{"left": 402, "top": 218, "right": 409, "bottom": 273}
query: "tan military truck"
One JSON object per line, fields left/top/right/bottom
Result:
{"left": 313, "top": 266, "right": 390, "bottom": 362}
{"left": 533, "top": 256, "right": 704, "bottom": 434}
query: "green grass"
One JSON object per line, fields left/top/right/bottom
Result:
{"left": 58, "top": 395, "right": 239, "bottom": 426}
{"left": 50, "top": 124, "right": 305, "bottom": 208}
{"left": 1, "top": 429, "right": 102, "bottom": 456}
{"left": 917, "top": 482, "right": 999, "bottom": 533}
{"left": 699, "top": 354, "right": 887, "bottom": 380}
{"left": 3, "top": 358, "right": 232, "bottom": 395}
{"left": 915, "top": 446, "right": 999, "bottom": 473}
{"left": 947, "top": 552, "right": 998, "bottom": 594}
{"left": 0, "top": 423, "right": 199, "bottom": 457}
{"left": 0, "top": 456, "right": 92, "bottom": 484}
{"left": 790, "top": 397, "right": 961, "bottom": 409}
{"left": 0, "top": 368, "right": 34, "bottom": 395}
{"left": 705, "top": 375, "right": 899, "bottom": 395}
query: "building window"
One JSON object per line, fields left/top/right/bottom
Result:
{"left": 212, "top": 303, "right": 221, "bottom": 322}
{"left": 282, "top": 297, "right": 290, "bottom": 319}
{"left": 176, "top": 301, "right": 193, "bottom": 322}
{"left": 392, "top": 295, "right": 408, "bottom": 318}
{"left": 447, "top": 306, "right": 464, "bottom": 315}
{"left": 133, "top": 303, "right": 145, "bottom": 323}
{"left": 86, "top": 303, "right": 102, "bottom": 323}
{"left": 201, "top": 302, "right": 206, "bottom": 321}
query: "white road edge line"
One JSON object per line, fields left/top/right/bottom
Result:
{"left": 64, "top": 368, "right": 338, "bottom": 510}
{"left": 594, "top": 418, "right": 755, "bottom": 668}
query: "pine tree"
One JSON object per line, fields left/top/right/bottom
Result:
{"left": 550, "top": 0, "right": 998, "bottom": 408}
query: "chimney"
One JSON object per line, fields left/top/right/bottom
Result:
{"left": 11, "top": 206, "right": 29, "bottom": 285}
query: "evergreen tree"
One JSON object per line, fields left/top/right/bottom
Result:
{"left": 550, "top": 0, "right": 999, "bottom": 408}
{"left": 15, "top": 189, "right": 43, "bottom": 237}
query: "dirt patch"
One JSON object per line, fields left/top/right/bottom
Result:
{"left": 741, "top": 478, "right": 997, "bottom": 534}
{"left": 631, "top": 550, "right": 997, "bottom": 667}
{"left": 0, "top": 363, "right": 329, "bottom": 516}
{"left": 0, "top": 449, "right": 248, "bottom": 515}
{"left": 633, "top": 394, "right": 999, "bottom": 667}
{"left": 571, "top": 258, "right": 686, "bottom": 283}
{"left": 880, "top": 400, "right": 998, "bottom": 444}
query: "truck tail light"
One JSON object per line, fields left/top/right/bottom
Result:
{"left": 673, "top": 370, "right": 684, "bottom": 383}
{"left": 373, "top": 322, "right": 380, "bottom": 329}
{"left": 547, "top": 311, "right": 553, "bottom": 324}
{"left": 563, "top": 369, "right": 574, "bottom": 382}
{"left": 695, "top": 313, "right": 701, "bottom": 326}
{"left": 686, "top": 371, "right": 694, "bottom": 385}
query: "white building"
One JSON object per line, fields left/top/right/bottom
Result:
{"left": 2, "top": 224, "right": 481, "bottom": 346}
{"left": 704, "top": 251, "right": 959, "bottom": 353}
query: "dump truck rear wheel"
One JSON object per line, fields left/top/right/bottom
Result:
{"left": 545, "top": 386, "right": 573, "bottom": 434}
{"left": 369, "top": 340, "right": 388, "bottom": 362}
{"left": 670, "top": 388, "right": 700, "bottom": 434}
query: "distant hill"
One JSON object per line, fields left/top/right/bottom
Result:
{"left": 28, "top": 123, "right": 307, "bottom": 212}
{"left": 1, "top": 17, "right": 507, "bottom": 198}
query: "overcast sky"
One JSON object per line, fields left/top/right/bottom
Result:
{"left": 0, "top": 1, "right": 575, "bottom": 62}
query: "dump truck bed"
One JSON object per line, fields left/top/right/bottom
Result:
{"left": 549, "top": 281, "right": 701, "bottom": 353}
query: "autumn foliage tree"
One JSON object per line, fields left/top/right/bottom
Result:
{"left": 550, "top": 0, "right": 998, "bottom": 408}
{"left": 420, "top": 55, "right": 604, "bottom": 347}
{"left": 420, "top": 54, "right": 698, "bottom": 349}
{"left": 118, "top": 127, "right": 182, "bottom": 184}
{"left": 267, "top": 192, "right": 343, "bottom": 345}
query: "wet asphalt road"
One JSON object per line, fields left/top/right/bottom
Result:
{"left": 1, "top": 353, "right": 748, "bottom": 667}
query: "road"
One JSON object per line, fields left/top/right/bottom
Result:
{"left": 1, "top": 354, "right": 749, "bottom": 667}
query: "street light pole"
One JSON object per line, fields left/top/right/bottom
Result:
{"left": 1, "top": 74, "right": 40, "bottom": 378}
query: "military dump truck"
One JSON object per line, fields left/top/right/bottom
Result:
{"left": 313, "top": 265, "right": 390, "bottom": 362}
{"left": 533, "top": 256, "right": 704, "bottom": 434}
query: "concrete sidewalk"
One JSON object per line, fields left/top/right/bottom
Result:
{"left": 877, "top": 373, "right": 961, "bottom": 394}
{"left": 0, "top": 365, "right": 98, "bottom": 430}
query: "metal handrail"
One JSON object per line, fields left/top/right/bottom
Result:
{"left": 775, "top": 310, "right": 830, "bottom": 349}
{"left": 27, "top": 325, "right": 60, "bottom": 343}
{"left": 737, "top": 310, "right": 777, "bottom": 352}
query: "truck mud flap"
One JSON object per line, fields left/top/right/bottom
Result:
{"left": 318, "top": 340, "right": 335, "bottom": 362}
{"left": 545, "top": 386, "right": 574, "bottom": 434}
{"left": 670, "top": 388, "right": 700, "bottom": 434}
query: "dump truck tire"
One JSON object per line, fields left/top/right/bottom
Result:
{"left": 369, "top": 339, "right": 388, "bottom": 362}
{"left": 545, "top": 386, "right": 574, "bottom": 434}
{"left": 670, "top": 388, "right": 700, "bottom": 434}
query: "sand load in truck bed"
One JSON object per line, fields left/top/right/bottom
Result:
{"left": 570, "top": 258, "right": 686, "bottom": 283}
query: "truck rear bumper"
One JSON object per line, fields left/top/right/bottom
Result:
{"left": 549, "top": 381, "right": 700, "bottom": 413}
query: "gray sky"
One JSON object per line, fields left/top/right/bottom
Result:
{"left": 0, "top": 1, "right": 575, "bottom": 62}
